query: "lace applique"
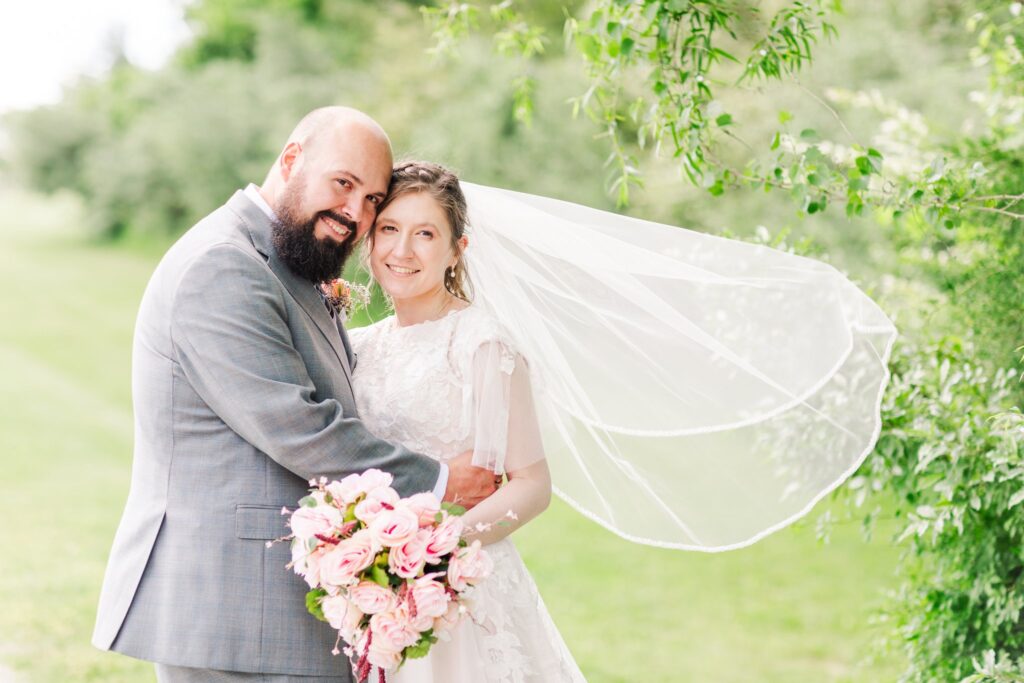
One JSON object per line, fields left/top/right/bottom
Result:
{"left": 349, "top": 307, "right": 519, "bottom": 461}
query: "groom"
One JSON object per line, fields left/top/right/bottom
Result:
{"left": 92, "top": 106, "right": 497, "bottom": 681}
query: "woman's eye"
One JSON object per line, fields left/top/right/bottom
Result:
{"left": 336, "top": 179, "right": 351, "bottom": 188}
{"left": 379, "top": 225, "right": 397, "bottom": 232}
{"left": 417, "top": 230, "right": 434, "bottom": 239}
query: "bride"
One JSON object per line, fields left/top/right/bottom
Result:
{"left": 348, "top": 161, "right": 586, "bottom": 682}
{"left": 348, "top": 158, "right": 896, "bottom": 681}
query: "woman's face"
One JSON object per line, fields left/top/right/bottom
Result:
{"left": 369, "top": 191, "right": 458, "bottom": 302}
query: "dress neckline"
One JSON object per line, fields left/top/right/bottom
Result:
{"left": 389, "top": 305, "right": 472, "bottom": 332}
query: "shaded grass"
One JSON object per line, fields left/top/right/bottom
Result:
{"left": 0, "top": 187, "right": 903, "bottom": 681}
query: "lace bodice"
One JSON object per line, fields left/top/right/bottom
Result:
{"left": 349, "top": 306, "right": 516, "bottom": 465}
{"left": 347, "top": 305, "right": 586, "bottom": 683}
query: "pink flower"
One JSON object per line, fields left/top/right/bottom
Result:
{"left": 321, "top": 594, "right": 364, "bottom": 643}
{"left": 433, "top": 599, "right": 464, "bottom": 637}
{"left": 354, "top": 486, "right": 400, "bottom": 525}
{"left": 365, "top": 639, "right": 402, "bottom": 671}
{"left": 291, "top": 542, "right": 326, "bottom": 589}
{"left": 325, "top": 474, "right": 365, "bottom": 507}
{"left": 289, "top": 497, "right": 343, "bottom": 542}
{"left": 369, "top": 606, "right": 420, "bottom": 653}
{"left": 388, "top": 528, "right": 430, "bottom": 579}
{"left": 425, "top": 514, "right": 464, "bottom": 564}
{"left": 408, "top": 577, "right": 450, "bottom": 631}
{"left": 405, "top": 492, "right": 441, "bottom": 527}
{"left": 348, "top": 581, "right": 397, "bottom": 615}
{"left": 367, "top": 504, "right": 420, "bottom": 548}
{"left": 319, "top": 530, "right": 378, "bottom": 588}
{"left": 357, "top": 469, "right": 394, "bottom": 494}
{"left": 447, "top": 540, "right": 493, "bottom": 591}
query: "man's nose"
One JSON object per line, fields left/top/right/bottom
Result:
{"left": 338, "top": 196, "right": 364, "bottom": 231}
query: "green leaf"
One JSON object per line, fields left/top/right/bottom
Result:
{"left": 799, "top": 128, "right": 819, "bottom": 142}
{"left": 778, "top": 110, "right": 793, "bottom": 124}
{"left": 306, "top": 588, "right": 328, "bottom": 622}
{"left": 1008, "top": 488, "right": 1024, "bottom": 509}
{"left": 620, "top": 37, "right": 635, "bottom": 56}
{"left": 770, "top": 131, "right": 781, "bottom": 150}
{"left": 299, "top": 495, "right": 317, "bottom": 508}
{"left": 370, "top": 562, "right": 390, "bottom": 588}
{"left": 441, "top": 502, "right": 467, "bottom": 516}
{"left": 577, "top": 34, "right": 601, "bottom": 62}
{"left": 715, "top": 113, "right": 733, "bottom": 127}
{"left": 404, "top": 630, "right": 438, "bottom": 660}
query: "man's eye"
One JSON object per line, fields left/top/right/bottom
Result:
{"left": 368, "top": 196, "right": 380, "bottom": 205}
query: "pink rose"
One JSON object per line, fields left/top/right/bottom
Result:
{"left": 289, "top": 497, "right": 343, "bottom": 542}
{"left": 321, "top": 594, "right": 364, "bottom": 643}
{"left": 425, "top": 514, "right": 464, "bottom": 564}
{"left": 354, "top": 486, "right": 400, "bottom": 525}
{"left": 325, "top": 474, "right": 365, "bottom": 506}
{"left": 367, "top": 504, "right": 420, "bottom": 548}
{"left": 291, "top": 542, "right": 326, "bottom": 589}
{"left": 408, "top": 577, "right": 450, "bottom": 631}
{"left": 433, "top": 599, "right": 464, "bottom": 637}
{"left": 348, "top": 581, "right": 397, "bottom": 615}
{"left": 319, "top": 530, "right": 379, "bottom": 588}
{"left": 405, "top": 492, "right": 441, "bottom": 527}
{"left": 369, "top": 606, "right": 420, "bottom": 656}
{"left": 351, "top": 628, "right": 403, "bottom": 671}
{"left": 357, "top": 469, "right": 394, "bottom": 494}
{"left": 365, "top": 639, "right": 402, "bottom": 671}
{"left": 388, "top": 528, "right": 430, "bottom": 579}
{"left": 447, "top": 540, "right": 493, "bottom": 591}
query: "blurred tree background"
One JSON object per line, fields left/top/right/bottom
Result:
{"left": 2, "top": 1, "right": 1024, "bottom": 681}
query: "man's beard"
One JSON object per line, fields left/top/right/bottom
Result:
{"left": 271, "top": 179, "right": 356, "bottom": 283}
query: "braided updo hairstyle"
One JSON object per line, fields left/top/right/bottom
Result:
{"left": 370, "top": 161, "right": 473, "bottom": 302}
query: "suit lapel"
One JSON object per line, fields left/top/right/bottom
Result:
{"left": 226, "top": 191, "right": 356, "bottom": 395}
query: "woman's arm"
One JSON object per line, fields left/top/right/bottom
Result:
{"left": 457, "top": 340, "right": 551, "bottom": 544}
{"left": 460, "top": 459, "right": 551, "bottom": 545}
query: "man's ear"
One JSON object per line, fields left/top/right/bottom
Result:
{"left": 279, "top": 142, "right": 303, "bottom": 182}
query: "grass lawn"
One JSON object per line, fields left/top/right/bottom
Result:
{"left": 0, "top": 187, "right": 904, "bottom": 682}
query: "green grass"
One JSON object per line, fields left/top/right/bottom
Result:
{"left": 0, "top": 186, "right": 904, "bottom": 681}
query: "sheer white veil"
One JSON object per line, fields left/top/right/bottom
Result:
{"left": 459, "top": 181, "right": 897, "bottom": 552}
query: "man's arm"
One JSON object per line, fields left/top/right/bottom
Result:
{"left": 170, "top": 243, "right": 440, "bottom": 497}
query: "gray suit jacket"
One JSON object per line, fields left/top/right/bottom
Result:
{"left": 92, "top": 191, "right": 440, "bottom": 675}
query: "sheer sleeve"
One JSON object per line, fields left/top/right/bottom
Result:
{"left": 461, "top": 339, "right": 551, "bottom": 544}
{"left": 468, "top": 340, "right": 546, "bottom": 475}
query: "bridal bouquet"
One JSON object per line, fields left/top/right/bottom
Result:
{"left": 281, "top": 469, "right": 492, "bottom": 682}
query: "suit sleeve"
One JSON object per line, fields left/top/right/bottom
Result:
{"left": 168, "top": 243, "right": 441, "bottom": 497}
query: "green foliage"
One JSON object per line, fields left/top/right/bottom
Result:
{"left": 832, "top": 339, "right": 1024, "bottom": 682}
{"left": 306, "top": 587, "right": 329, "bottom": 621}
{"left": 403, "top": 629, "right": 438, "bottom": 659}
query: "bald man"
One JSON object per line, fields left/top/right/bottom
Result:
{"left": 92, "top": 107, "right": 497, "bottom": 682}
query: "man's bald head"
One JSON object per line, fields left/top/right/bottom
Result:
{"left": 285, "top": 106, "right": 392, "bottom": 161}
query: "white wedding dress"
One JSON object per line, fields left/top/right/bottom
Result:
{"left": 348, "top": 305, "right": 586, "bottom": 683}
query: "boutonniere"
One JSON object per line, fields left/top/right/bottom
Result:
{"left": 320, "top": 278, "right": 371, "bottom": 320}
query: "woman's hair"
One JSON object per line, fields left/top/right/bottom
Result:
{"left": 368, "top": 160, "right": 473, "bottom": 302}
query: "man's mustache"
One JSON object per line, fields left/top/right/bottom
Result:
{"left": 318, "top": 210, "right": 357, "bottom": 236}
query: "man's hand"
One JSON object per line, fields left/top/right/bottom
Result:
{"left": 443, "top": 450, "right": 499, "bottom": 509}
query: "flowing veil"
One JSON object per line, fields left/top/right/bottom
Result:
{"left": 459, "top": 182, "right": 897, "bottom": 552}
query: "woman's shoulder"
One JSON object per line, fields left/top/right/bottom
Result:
{"left": 451, "top": 304, "right": 522, "bottom": 370}
{"left": 346, "top": 314, "right": 394, "bottom": 349}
